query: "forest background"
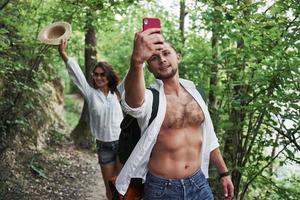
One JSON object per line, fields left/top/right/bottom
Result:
{"left": 0, "top": 0, "right": 299, "bottom": 199}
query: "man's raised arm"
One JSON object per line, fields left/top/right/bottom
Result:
{"left": 124, "top": 28, "right": 164, "bottom": 108}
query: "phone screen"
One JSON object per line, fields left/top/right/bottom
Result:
{"left": 142, "top": 18, "right": 161, "bottom": 32}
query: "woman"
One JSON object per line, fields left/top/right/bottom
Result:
{"left": 58, "top": 39, "right": 123, "bottom": 200}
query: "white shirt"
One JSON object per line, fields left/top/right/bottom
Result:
{"left": 116, "top": 78, "right": 220, "bottom": 195}
{"left": 66, "top": 58, "right": 123, "bottom": 142}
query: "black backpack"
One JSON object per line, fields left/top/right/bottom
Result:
{"left": 118, "top": 88, "right": 159, "bottom": 164}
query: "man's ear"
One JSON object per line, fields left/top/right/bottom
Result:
{"left": 177, "top": 53, "right": 181, "bottom": 62}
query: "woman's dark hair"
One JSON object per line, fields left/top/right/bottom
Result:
{"left": 92, "top": 61, "right": 120, "bottom": 93}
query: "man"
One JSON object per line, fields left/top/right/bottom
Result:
{"left": 116, "top": 28, "right": 234, "bottom": 200}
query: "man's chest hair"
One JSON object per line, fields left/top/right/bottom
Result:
{"left": 162, "top": 91, "right": 205, "bottom": 129}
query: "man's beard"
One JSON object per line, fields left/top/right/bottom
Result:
{"left": 154, "top": 68, "right": 177, "bottom": 80}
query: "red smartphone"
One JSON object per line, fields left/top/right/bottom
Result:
{"left": 142, "top": 18, "right": 161, "bottom": 33}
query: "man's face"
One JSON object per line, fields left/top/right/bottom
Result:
{"left": 92, "top": 67, "right": 108, "bottom": 89}
{"left": 147, "top": 43, "right": 180, "bottom": 80}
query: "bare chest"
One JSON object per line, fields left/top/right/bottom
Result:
{"left": 161, "top": 92, "right": 205, "bottom": 129}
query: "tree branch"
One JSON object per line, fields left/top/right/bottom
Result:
{"left": 241, "top": 145, "right": 287, "bottom": 197}
{"left": 0, "top": 0, "right": 10, "bottom": 11}
{"left": 273, "top": 125, "right": 300, "bottom": 151}
{"left": 242, "top": 109, "right": 266, "bottom": 166}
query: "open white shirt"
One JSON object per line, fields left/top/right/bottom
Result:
{"left": 66, "top": 58, "right": 123, "bottom": 142}
{"left": 116, "top": 78, "right": 220, "bottom": 195}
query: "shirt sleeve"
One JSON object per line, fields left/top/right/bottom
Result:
{"left": 209, "top": 130, "right": 220, "bottom": 151}
{"left": 66, "top": 58, "right": 92, "bottom": 98}
{"left": 201, "top": 104, "right": 220, "bottom": 178}
{"left": 121, "top": 89, "right": 152, "bottom": 119}
{"left": 205, "top": 105, "right": 220, "bottom": 151}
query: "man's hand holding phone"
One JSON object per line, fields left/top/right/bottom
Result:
{"left": 131, "top": 18, "right": 164, "bottom": 67}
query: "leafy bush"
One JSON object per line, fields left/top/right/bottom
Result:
{"left": 64, "top": 95, "right": 81, "bottom": 129}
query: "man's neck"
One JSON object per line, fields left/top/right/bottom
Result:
{"left": 163, "top": 75, "right": 181, "bottom": 96}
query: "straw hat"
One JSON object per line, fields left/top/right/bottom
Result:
{"left": 38, "top": 21, "right": 72, "bottom": 45}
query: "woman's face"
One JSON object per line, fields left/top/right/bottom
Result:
{"left": 92, "top": 67, "right": 108, "bottom": 89}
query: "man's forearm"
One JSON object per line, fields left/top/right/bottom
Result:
{"left": 124, "top": 57, "right": 146, "bottom": 108}
{"left": 211, "top": 148, "right": 235, "bottom": 199}
{"left": 210, "top": 148, "right": 229, "bottom": 174}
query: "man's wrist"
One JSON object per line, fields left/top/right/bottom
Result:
{"left": 131, "top": 56, "right": 145, "bottom": 67}
{"left": 219, "top": 171, "right": 230, "bottom": 180}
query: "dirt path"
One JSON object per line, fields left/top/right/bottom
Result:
{"left": 52, "top": 143, "right": 107, "bottom": 200}
{"left": 85, "top": 153, "right": 106, "bottom": 200}
{"left": 12, "top": 142, "right": 108, "bottom": 200}
{"left": 3, "top": 94, "right": 110, "bottom": 200}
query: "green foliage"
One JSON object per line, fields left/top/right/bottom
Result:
{"left": 247, "top": 174, "right": 300, "bottom": 199}
{"left": 0, "top": 0, "right": 67, "bottom": 151}
{"left": 196, "top": 0, "right": 300, "bottom": 198}
{"left": 64, "top": 95, "right": 81, "bottom": 128}
{"left": 180, "top": 35, "right": 212, "bottom": 89}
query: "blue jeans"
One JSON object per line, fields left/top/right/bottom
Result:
{"left": 144, "top": 169, "right": 214, "bottom": 200}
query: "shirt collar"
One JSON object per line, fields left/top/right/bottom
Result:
{"left": 97, "top": 89, "right": 113, "bottom": 97}
{"left": 152, "top": 78, "right": 196, "bottom": 90}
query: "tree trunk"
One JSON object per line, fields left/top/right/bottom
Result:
{"left": 208, "top": 3, "right": 223, "bottom": 199}
{"left": 179, "top": 0, "right": 186, "bottom": 46}
{"left": 223, "top": 4, "right": 248, "bottom": 198}
{"left": 70, "top": 12, "right": 97, "bottom": 149}
{"left": 208, "top": 14, "right": 220, "bottom": 128}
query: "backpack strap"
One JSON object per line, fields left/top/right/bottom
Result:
{"left": 147, "top": 88, "right": 159, "bottom": 126}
